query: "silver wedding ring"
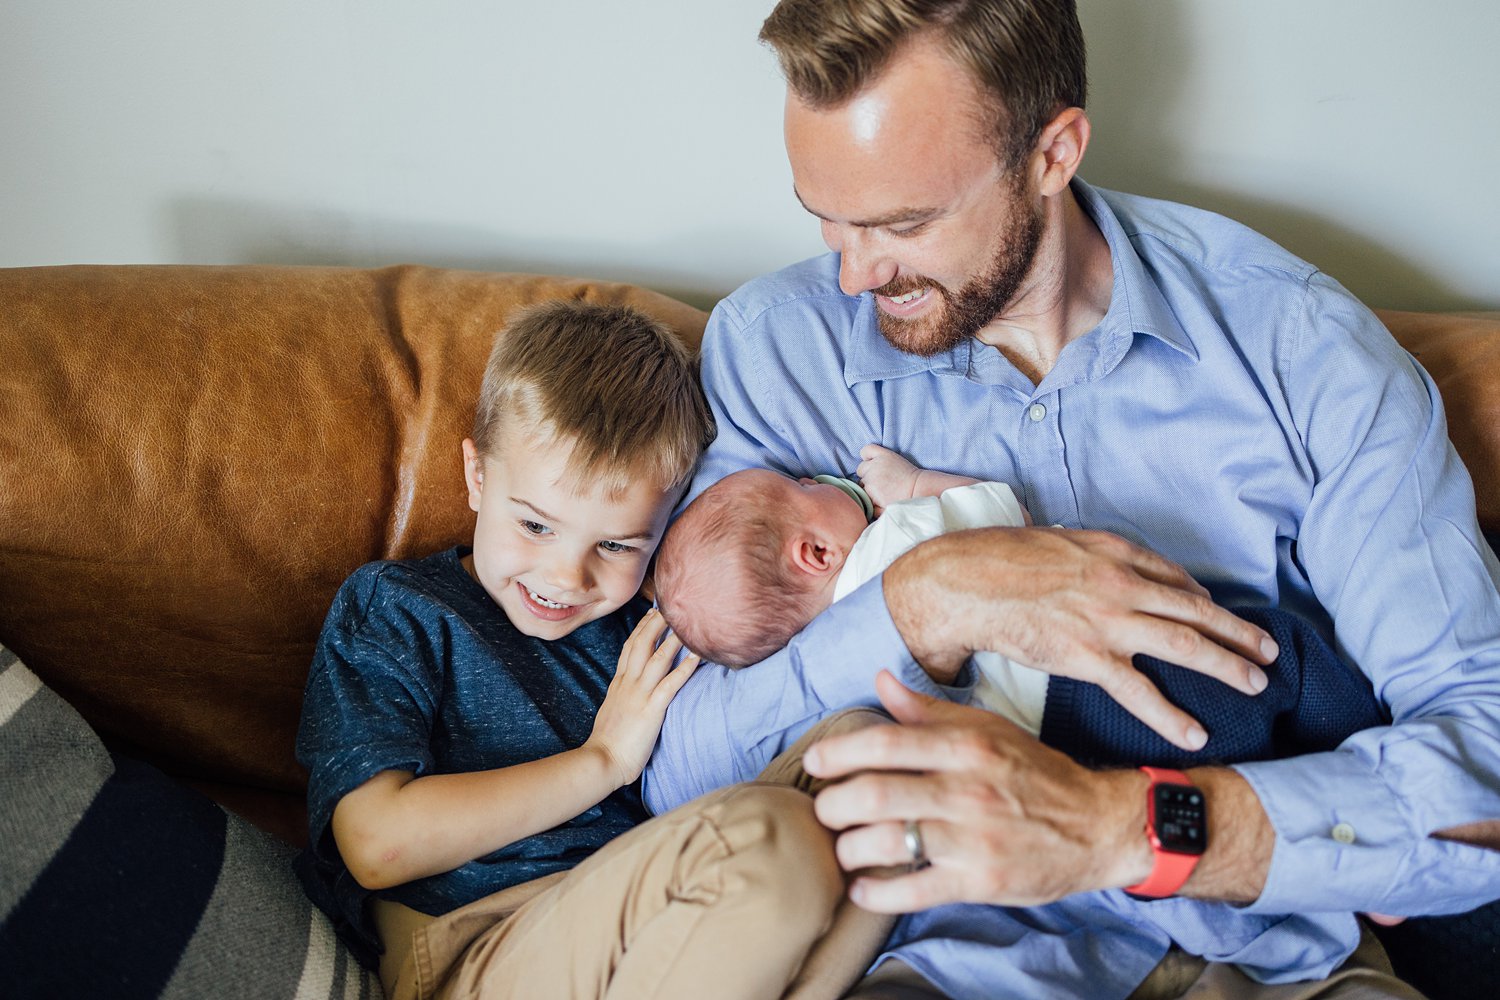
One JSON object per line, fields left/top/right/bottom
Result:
{"left": 904, "top": 818, "right": 928, "bottom": 868}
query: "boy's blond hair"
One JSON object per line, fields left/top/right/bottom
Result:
{"left": 472, "top": 301, "right": 715, "bottom": 496}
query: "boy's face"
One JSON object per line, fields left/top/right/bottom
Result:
{"left": 462, "top": 430, "right": 676, "bottom": 640}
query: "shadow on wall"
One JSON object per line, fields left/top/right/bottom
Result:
{"left": 1140, "top": 184, "right": 1473, "bottom": 313}
{"left": 1079, "top": 0, "right": 1479, "bottom": 313}
{"left": 169, "top": 197, "right": 726, "bottom": 312}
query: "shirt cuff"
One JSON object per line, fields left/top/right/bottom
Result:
{"left": 1235, "top": 750, "right": 1500, "bottom": 915}
{"left": 804, "top": 574, "right": 978, "bottom": 708}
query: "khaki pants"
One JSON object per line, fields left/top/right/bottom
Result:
{"left": 373, "top": 709, "right": 895, "bottom": 1000}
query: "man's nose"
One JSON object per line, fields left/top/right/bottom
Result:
{"left": 835, "top": 231, "right": 895, "bottom": 297}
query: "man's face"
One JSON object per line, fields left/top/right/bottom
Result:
{"left": 461, "top": 429, "right": 675, "bottom": 640}
{"left": 784, "top": 37, "right": 1044, "bottom": 356}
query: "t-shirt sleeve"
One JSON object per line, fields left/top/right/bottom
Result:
{"left": 296, "top": 572, "right": 443, "bottom": 855}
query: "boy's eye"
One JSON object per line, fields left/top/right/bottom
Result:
{"left": 598, "top": 540, "right": 636, "bottom": 555}
{"left": 520, "top": 520, "right": 551, "bottom": 536}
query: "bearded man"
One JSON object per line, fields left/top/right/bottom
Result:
{"left": 645, "top": 2, "right": 1500, "bottom": 998}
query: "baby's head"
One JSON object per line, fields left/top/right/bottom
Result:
{"left": 463, "top": 300, "right": 715, "bottom": 640}
{"left": 655, "top": 468, "right": 869, "bottom": 666}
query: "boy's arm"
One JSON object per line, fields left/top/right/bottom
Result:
{"left": 331, "top": 748, "right": 621, "bottom": 889}
{"left": 328, "top": 611, "right": 697, "bottom": 890}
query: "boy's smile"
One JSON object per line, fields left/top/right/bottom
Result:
{"left": 461, "top": 429, "right": 676, "bottom": 640}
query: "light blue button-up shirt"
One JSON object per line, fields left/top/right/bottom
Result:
{"left": 643, "top": 180, "right": 1500, "bottom": 998}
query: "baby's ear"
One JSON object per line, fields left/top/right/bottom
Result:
{"left": 787, "top": 534, "right": 840, "bottom": 577}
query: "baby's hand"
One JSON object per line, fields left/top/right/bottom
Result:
{"left": 586, "top": 609, "right": 700, "bottom": 787}
{"left": 857, "top": 444, "right": 921, "bottom": 510}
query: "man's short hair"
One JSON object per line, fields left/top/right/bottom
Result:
{"left": 655, "top": 474, "right": 825, "bottom": 668}
{"left": 471, "top": 300, "right": 715, "bottom": 496}
{"left": 760, "top": 0, "right": 1087, "bottom": 168}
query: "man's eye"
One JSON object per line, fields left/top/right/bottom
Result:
{"left": 520, "top": 520, "right": 551, "bottom": 536}
{"left": 598, "top": 540, "right": 636, "bottom": 554}
{"left": 889, "top": 223, "right": 929, "bottom": 238}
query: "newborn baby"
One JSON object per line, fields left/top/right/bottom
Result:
{"left": 654, "top": 445, "right": 1048, "bottom": 733}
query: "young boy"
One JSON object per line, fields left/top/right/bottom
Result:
{"left": 654, "top": 444, "right": 1386, "bottom": 767}
{"left": 296, "top": 302, "right": 875, "bottom": 1000}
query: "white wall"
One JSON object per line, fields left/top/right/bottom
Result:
{"left": 3, "top": 1, "right": 1495, "bottom": 311}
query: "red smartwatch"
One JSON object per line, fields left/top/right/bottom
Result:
{"left": 1124, "top": 766, "right": 1207, "bottom": 899}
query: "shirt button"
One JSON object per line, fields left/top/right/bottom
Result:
{"left": 1028, "top": 403, "right": 1047, "bottom": 422}
{"left": 1331, "top": 822, "right": 1357, "bottom": 844}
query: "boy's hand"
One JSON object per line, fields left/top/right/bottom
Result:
{"left": 586, "top": 609, "right": 700, "bottom": 787}
{"left": 857, "top": 444, "right": 921, "bottom": 512}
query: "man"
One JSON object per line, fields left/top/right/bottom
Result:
{"left": 644, "top": 2, "right": 1500, "bottom": 997}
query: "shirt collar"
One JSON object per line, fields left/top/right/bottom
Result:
{"left": 1074, "top": 179, "right": 1198, "bottom": 363}
{"left": 843, "top": 293, "right": 969, "bottom": 386}
{"left": 842, "top": 178, "right": 1198, "bottom": 388}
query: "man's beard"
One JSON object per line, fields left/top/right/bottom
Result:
{"left": 873, "top": 192, "right": 1044, "bottom": 358}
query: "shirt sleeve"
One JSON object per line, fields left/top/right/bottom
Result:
{"left": 1236, "top": 273, "right": 1500, "bottom": 915}
{"left": 642, "top": 297, "right": 974, "bottom": 814}
{"left": 296, "top": 576, "right": 442, "bottom": 852}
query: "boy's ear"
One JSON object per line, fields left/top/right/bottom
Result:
{"left": 462, "top": 439, "right": 485, "bottom": 513}
{"left": 787, "top": 533, "right": 841, "bottom": 577}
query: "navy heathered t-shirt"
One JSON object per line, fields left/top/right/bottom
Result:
{"left": 294, "top": 546, "right": 650, "bottom": 966}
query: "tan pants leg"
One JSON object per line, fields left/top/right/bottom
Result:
{"left": 841, "top": 960, "right": 951, "bottom": 1000}
{"left": 1130, "top": 924, "right": 1428, "bottom": 1000}
{"left": 762, "top": 709, "right": 900, "bottom": 999}
{"left": 377, "top": 708, "right": 897, "bottom": 1000}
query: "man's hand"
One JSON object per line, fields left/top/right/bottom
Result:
{"left": 885, "top": 527, "right": 1277, "bottom": 751}
{"left": 804, "top": 672, "right": 1153, "bottom": 911}
{"left": 805, "top": 673, "right": 1274, "bottom": 912}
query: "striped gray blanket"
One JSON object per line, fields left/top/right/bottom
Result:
{"left": 0, "top": 647, "right": 380, "bottom": 999}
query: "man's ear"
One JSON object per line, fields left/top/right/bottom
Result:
{"left": 787, "top": 533, "right": 841, "bottom": 577}
{"left": 1031, "top": 106, "right": 1090, "bottom": 198}
{"left": 462, "top": 438, "right": 485, "bottom": 513}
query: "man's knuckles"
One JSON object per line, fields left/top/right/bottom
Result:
{"left": 1097, "top": 667, "right": 1162, "bottom": 713}
{"left": 1162, "top": 621, "right": 1205, "bottom": 659}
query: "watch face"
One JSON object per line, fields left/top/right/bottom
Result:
{"left": 1153, "top": 783, "right": 1207, "bottom": 855}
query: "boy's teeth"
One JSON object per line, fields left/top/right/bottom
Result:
{"left": 529, "top": 589, "right": 570, "bottom": 609}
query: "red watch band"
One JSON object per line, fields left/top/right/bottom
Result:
{"left": 1124, "top": 766, "right": 1203, "bottom": 898}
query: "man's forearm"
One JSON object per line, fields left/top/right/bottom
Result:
{"left": 883, "top": 527, "right": 1278, "bottom": 750}
{"left": 1182, "top": 767, "right": 1273, "bottom": 901}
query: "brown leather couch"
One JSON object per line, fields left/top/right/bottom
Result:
{"left": 0, "top": 266, "right": 1496, "bottom": 994}
{"left": 0, "top": 265, "right": 708, "bottom": 849}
